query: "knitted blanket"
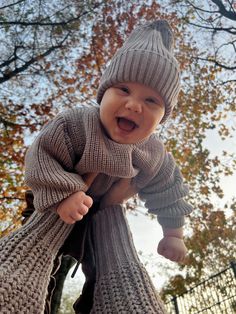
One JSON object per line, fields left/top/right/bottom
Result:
{"left": 0, "top": 210, "right": 73, "bottom": 314}
{"left": 90, "top": 205, "right": 167, "bottom": 313}
{"left": 0, "top": 205, "right": 167, "bottom": 313}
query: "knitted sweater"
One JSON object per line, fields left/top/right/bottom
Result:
{"left": 0, "top": 105, "right": 191, "bottom": 313}
{"left": 25, "top": 105, "right": 192, "bottom": 228}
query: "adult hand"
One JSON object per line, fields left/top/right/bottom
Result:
{"left": 100, "top": 177, "right": 137, "bottom": 208}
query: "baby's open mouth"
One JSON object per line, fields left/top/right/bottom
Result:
{"left": 117, "top": 117, "right": 138, "bottom": 132}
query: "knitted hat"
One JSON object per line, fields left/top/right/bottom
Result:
{"left": 97, "top": 20, "right": 180, "bottom": 123}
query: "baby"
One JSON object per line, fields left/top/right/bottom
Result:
{"left": 55, "top": 79, "right": 189, "bottom": 262}
{"left": 27, "top": 20, "right": 191, "bottom": 262}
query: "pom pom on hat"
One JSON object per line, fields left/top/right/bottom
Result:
{"left": 97, "top": 20, "right": 180, "bottom": 123}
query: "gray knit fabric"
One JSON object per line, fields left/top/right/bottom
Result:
{"left": 0, "top": 205, "right": 166, "bottom": 313}
{"left": 97, "top": 20, "right": 180, "bottom": 123}
{"left": 0, "top": 105, "right": 192, "bottom": 312}
{"left": 0, "top": 210, "right": 73, "bottom": 314}
{"left": 90, "top": 205, "right": 167, "bottom": 313}
{"left": 25, "top": 106, "right": 192, "bottom": 228}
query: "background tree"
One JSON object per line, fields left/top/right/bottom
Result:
{"left": 160, "top": 0, "right": 236, "bottom": 300}
{"left": 169, "top": 0, "right": 236, "bottom": 79}
{"left": 0, "top": 0, "right": 101, "bottom": 83}
{"left": 0, "top": 0, "right": 235, "bottom": 311}
{"left": 0, "top": 0, "right": 100, "bottom": 235}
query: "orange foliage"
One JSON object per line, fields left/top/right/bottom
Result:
{"left": 0, "top": 0, "right": 235, "bottom": 297}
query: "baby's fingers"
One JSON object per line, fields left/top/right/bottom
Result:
{"left": 69, "top": 212, "right": 84, "bottom": 222}
{"left": 64, "top": 206, "right": 87, "bottom": 223}
{"left": 83, "top": 195, "right": 93, "bottom": 208}
{"left": 59, "top": 212, "right": 77, "bottom": 225}
{"left": 77, "top": 204, "right": 90, "bottom": 216}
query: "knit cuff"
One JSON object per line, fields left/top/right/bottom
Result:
{"left": 157, "top": 215, "right": 185, "bottom": 229}
{"left": 32, "top": 179, "right": 88, "bottom": 212}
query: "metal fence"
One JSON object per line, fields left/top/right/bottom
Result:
{"left": 165, "top": 261, "right": 236, "bottom": 314}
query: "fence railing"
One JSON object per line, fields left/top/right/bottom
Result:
{"left": 165, "top": 261, "right": 236, "bottom": 314}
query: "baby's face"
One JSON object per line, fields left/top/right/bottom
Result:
{"left": 99, "top": 82, "right": 165, "bottom": 144}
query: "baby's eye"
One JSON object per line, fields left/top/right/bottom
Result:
{"left": 118, "top": 86, "right": 129, "bottom": 94}
{"left": 146, "top": 97, "right": 158, "bottom": 104}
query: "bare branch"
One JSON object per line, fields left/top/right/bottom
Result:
{"left": 0, "top": 114, "right": 39, "bottom": 128}
{"left": 0, "top": 2, "right": 101, "bottom": 27}
{"left": 185, "top": 0, "right": 219, "bottom": 14}
{"left": 215, "top": 40, "right": 236, "bottom": 55}
{"left": 0, "top": 2, "right": 102, "bottom": 82}
{"left": 0, "top": 55, "right": 18, "bottom": 69}
{"left": 183, "top": 19, "right": 236, "bottom": 34}
{"left": 0, "top": 31, "right": 71, "bottom": 83}
{"left": 220, "top": 79, "right": 236, "bottom": 85}
{"left": 0, "top": 196, "right": 24, "bottom": 201}
{"left": 211, "top": 0, "right": 236, "bottom": 20}
{"left": 195, "top": 56, "right": 236, "bottom": 70}
{"left": 0, "top": 0, "right": 26, "bottom": 10}
{"left": 0, "top": 15, "right": 84, "bottom": 27}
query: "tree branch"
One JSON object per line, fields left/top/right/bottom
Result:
{"left": 185, "top": 0, "right": 219, "bottom": 14}
{"left": 0, "top": 2, "right": 101, "bottom": 27}
{"left": 0, "top": 0, "right": 26, "bottom": 10}
{"left": 195, "top": 56, "right": 236, "bottom": 70}
{"left": 0, "top": 14, "right": 86, "bottom": 27}
{"left": 0, "top": 196, "right": 24, "bottom": 201}
{"left": 215, "top": 40, "right": 236, "bottom": 55}
{"left": 211, "top": 0, "right": 236, "bottom": 20}
{"left": 0, "top": 55, "right": 18, "bottom": 69}
{"left": 183, "top": 19, "right": 236, "bottom": 34}
{"left": 0, "top": 114, "right": 39, "bottom": 128}
{"left": 220, "top": 79, "right": 236, "bottom": 85}
{"left": 0, "top": 3, "right": 101, "bottom": 82}
{"left": 0, "top": 32, "right": 70, "bottom": 83}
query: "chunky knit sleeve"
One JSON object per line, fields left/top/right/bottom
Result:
{"left": 138, "top": 152, "right": 193, "bottom": 228}
{"left": 25, "top": 111, "right": 88, "bottom": 212}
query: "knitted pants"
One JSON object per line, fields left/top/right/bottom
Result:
{"left": 89, "top": 205, "right": 167, "bottom": 314}
{"left": 0, "top": 210, "right": 73, "bottom": 314}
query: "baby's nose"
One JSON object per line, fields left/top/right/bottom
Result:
{"left": 125, "top": 99, "right": 142, "bottom": 113}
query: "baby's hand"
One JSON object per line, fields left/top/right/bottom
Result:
{"left": 157, "top": 236, "right": 187, "bottom": 263}
{"left": 57, "top": 191, "right": 93, "bottom": 224}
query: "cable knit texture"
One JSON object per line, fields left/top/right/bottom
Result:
{"left": 0, "top": 211, "right": 73, "bottom": 314}
{"left": 0, "top": 105, "right": 192, "bottom": 312}
{"left": 90, "top": 205, "right": 167, "bottom": 313}
{"left": 25, "top": 105, "right": 192, "bottom": 228}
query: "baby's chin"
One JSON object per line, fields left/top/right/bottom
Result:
{"left": 109, "top": 133, "right": 149, "bottom": 145}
